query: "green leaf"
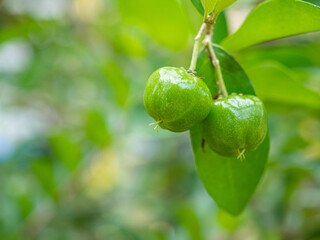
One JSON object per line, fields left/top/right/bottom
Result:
{"left": 246, "top": 60, "right": 320, "bottom": 108}
{"left": 213, "top": 12, "right": 229, "bottom": 44}
{"left": 201, "top": 0, "right": 217, "bottom": 14}
{"left": 236, "top": 45, "right": 314, "bottom": 69}
{"left": 217, "top": 209, "right": 240, "bottom": 230}
{"left": 113, "top": 30, "right": 146, "bottom": 57}
{"left": 85, "top": 111, "right": 111, "bottom": 147}
{"left": 176, "top": 205, "right": 203, "bottom": 240}
{"left": 192, "top": 0, "right": 237, "bottom": 14}
{"left": 0, "top": 20, "right": 43, "bottom": 44}
{"left": 17, "top": 195, "right": 32, "bottom": 219}
{"left": 103, "top": 61, "right": 129, "bottom": 107}
{"left": 119, "top": 0, "right": 190, "bottom": 50}
{"left": 303, "top": 0, "right": 320, "bottom": 6}
{"left": 190, "top": 45, "right": 270, "bottom": 215}
{"left": 191, "top": 0, "right": 204, "bottom": 14}
{"left": 214, "top": 0, "right": 237, "bottom": 13}
{"left": 50, "top": 135, "right": 81, "bottom": 171}
{"left": 32, "top": 158, "right": 58, "bottom": 200}
{"left": 222, "top": 0, "right": 320, "bottom": 52}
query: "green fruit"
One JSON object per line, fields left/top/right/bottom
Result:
{"left": 201, "top": 95, "right": 268, "bottom": 158}
{"left": 144, "top": 67, "right": 212, "bottom": 132}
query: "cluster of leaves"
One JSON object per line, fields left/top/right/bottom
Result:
{"left": 0, "top": 0, "right": 319, "bottom": 239}
{"left": 188, "top": 0, "right": 320, "bottom": 216}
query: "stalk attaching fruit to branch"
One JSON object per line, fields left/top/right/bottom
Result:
{"left": 189, "top": 13, "right": 228, "bottom": 97}
{"left": 189, "top": 23, "right": 206, "bottom": 72}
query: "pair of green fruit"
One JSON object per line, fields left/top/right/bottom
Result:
{"left": 144, "top": 67, "right": 268, "bottom": 158}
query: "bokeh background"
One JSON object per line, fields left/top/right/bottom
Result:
{"left": 0, "top": 0, "right": 320, "bottom": 239}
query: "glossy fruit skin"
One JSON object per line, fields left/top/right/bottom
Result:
{"left": 201, "top": 95, "right": 268, "bottom": 158}
{"left": 144, "top": 67, "right": 212, "bottom": 132}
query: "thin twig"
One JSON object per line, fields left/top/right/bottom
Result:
{"left": 203, "top": 31, "right": 228, "bottom": 96}
{"left": 189, "top": 23, "right": 206, "bottom": 72}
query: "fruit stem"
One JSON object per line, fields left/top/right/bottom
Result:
{"left": 189, "top": 23, "right": 206, "bottom": 72}
{"left": 189, "top": 13, "right": 228, "bottom": 96}
{"left": 149, "top": 120, "right": 162, "bottom": 133}
{"left": 237, "top": 149, "right": 246, "bottom": 161}
{"left": 202, "top": 24, "right": 228, "bottom": 97}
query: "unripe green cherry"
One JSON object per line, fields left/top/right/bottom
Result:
{"left": 201, "top": 95, "right": 268, "bottom": 158}
{"left": 144, "top": 67, "right": 212, "bottom": 132}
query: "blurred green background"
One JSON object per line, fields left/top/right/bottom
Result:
{"left": 0, "top": 0, "right": 320, "bottom": 239}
